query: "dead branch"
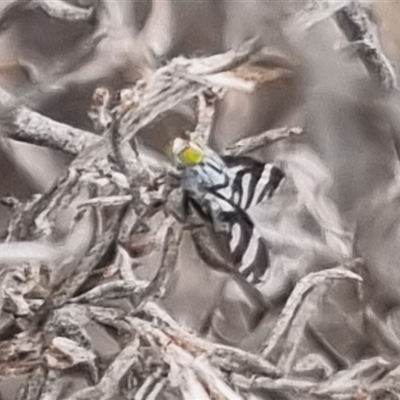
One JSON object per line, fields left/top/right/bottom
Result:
{"left": 335, "top": 1, "right": 397, "bottom": 91}
{"left": 136, "top": 219, "right": 182, "bottom": 302}
{"left": 261, "top": 266, "right": 363, "bottom": 360}
{"left": 66, "top": 338, "right": 142, "bottom": 400}
{"left": 223, "top": 126, "right": 303, "bottom": 157}
{"left": 0, "top": 87, "right": 99, "bottom": 155}
{"left": 137, "top": 302, "right": 281, "bottom": 379}
{"left": 29, "top": 0, "right": 94, "bottom": 22}
{"left": 120, "top": 38, "right": 263, "bottom": 145}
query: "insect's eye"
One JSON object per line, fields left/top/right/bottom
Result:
{"left": 179, "top": 146, "right": 205, "bottom": 166}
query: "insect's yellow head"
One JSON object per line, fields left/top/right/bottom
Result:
{"left": 171, "top": 138, "right": 205, "bottom": 166}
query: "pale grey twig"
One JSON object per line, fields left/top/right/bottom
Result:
{"left": 313, "top": 357, "right": 390, "bottom": 397}
{"left": 121, "top": 38, "right": 262, "bottom": 144}
{"left": 0, "top": 88, "right": 99, "bottom": 155}
{"left": 87, "top": 306, "right": 132, "bottom": 333}
{"left": 209, "top": 345, "right": 281, "bottom": 379}
{"left": 261, "top": 267, "right": 362, "bottom": 359}
{"left": 48, "top": 210, "right": 122, "bottom": 308}
{"left": 133, "top": 369, "right": 166, "bottom": 400}
{"left": 136, "top": 219, "right": 182, "bottom": 302}
{"left": 37, "top": 370, "right": 64, "bottom": 400}
{"left": 190, "top": 356, "right": 244, "bottom": 400}
{"left": 44, "top": 336, "right": 98, "bottom": 383}
{"left": 186, "top": 36, "right": 262, "bottom": 76}
{"left": 174, "top": 366, "right": 212, "bottom": 400}
{"left": 232, "top": 374, "right": 315, "bottom": 393}
{"left": 121, "top": 77, "right": 204, "bottom": 145}
{"left": 30, "top": 0, "right": 94, "bottom": 22}
{"left": 233, "top": 357, "right": 392, "bottom": 398}
{"left": 88, "top": 87, "right": 113, "bottom": 135}
{"left": 223, "top": 126, "right": 303, "bottom": 157}
{"left": 335, "top": 1, "right": 397, "bottom": 91}
{"left": 44, "top": 304, "right": 93, "bottom": 350}
{"left": 189, "top": 93, "right": 216, "bottom": 144}
{"left": 66, "top": 337, "right": 141, "bottom": 400}
{"left": 71, "top": 218, "right": 179, "bottom": 306}
{"left": 130, "top": 317, "right": 245, "bottom": 400}
{"left": 116, "top": 244, "right": 141, "bottom": 286}
{"left": 70, "top": 280, "right": 147, "bottom": 304}
{"left": 129, "top": 303, "right": 281, "bottom": 379}
{"left": 0, "top": 0, "right": 94, "bottom": 25}
{"left": 141, "top": 302, "right": 182, "bottom": 330}
{"left": 78, "top": 195, "right": 133, "bottom": 208}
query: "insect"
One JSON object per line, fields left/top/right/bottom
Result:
{"left": 171, "top": 138, "right": 284, "bottom": 285}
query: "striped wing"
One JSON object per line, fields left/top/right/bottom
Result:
{"left": 218, "top": 204, "right": 270, "bottom": 284}
{"left": 187, "top": 194, "right": 270, "bottom": 284}
{"left": 182, "top": 155, "right": 284, "bottom": 284}
{"left": 220, "top": 155, "right": 284, "bottom": 211}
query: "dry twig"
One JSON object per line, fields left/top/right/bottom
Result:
{"left": 223, "top": 126, "right": 303, "bottom": 157}
{"left": 335, "top": 1, "right": 397, "bottom": 91}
